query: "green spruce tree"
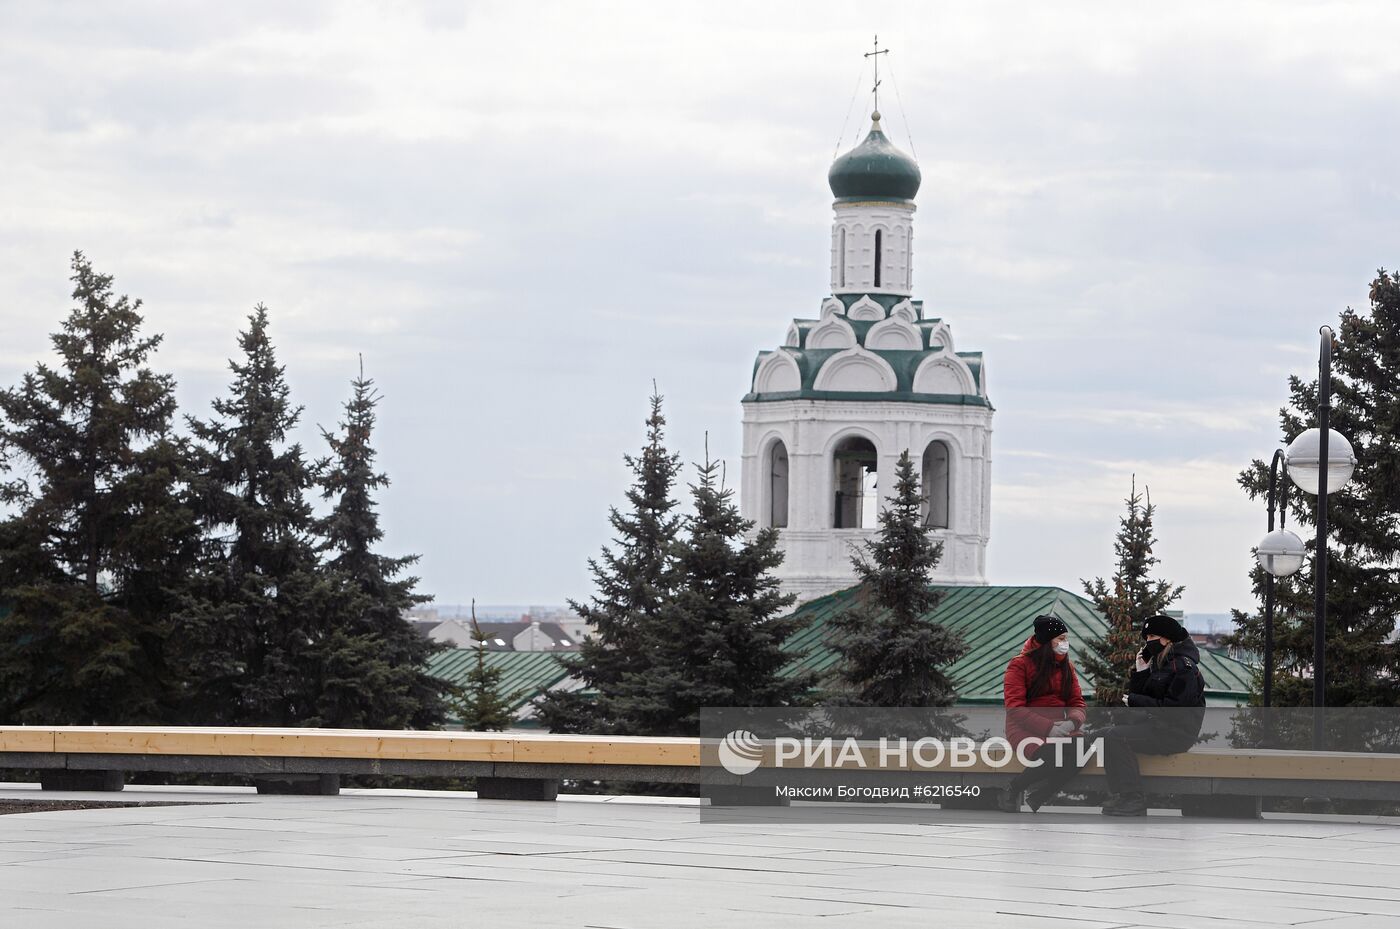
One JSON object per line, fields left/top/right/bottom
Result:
{"left": 830, "top": 450, "right": 969, "bottom": 707}
{"left": 313, "top": 360, "right": 450, "bottom": 729}
{"left": 535, "top": 389, "right": 682, "bottom": 734}
{"left": 1228, "top": 270, "right": 1400, "bottom": 707}
{"left": 615, "top": 446, "right": 817, "bottom": 736}
{"left": 455, "top": 602, "right": 520, "bottom": 731}
{"left": 1080, "top": 480, "right": 1183, "bottom": 706}
{"left": 175, "top": 305, "right": 337, "bottom": 726}
{"left": 0, "top": 253, "right": 196, "bottom": 724}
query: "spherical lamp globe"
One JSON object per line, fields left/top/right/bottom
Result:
{"left": 1256, "top": 528, "right": 1306, "bottom": 578}
{"left": 1285, "top": 428, "right": 1356, "bottom": 496}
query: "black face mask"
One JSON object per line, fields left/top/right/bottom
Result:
{"left": 1141, "top": 640, "right": 1166, "bottom": 661}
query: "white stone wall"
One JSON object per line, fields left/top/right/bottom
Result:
{"left": 740, "top": 398, "right": 993, "bottom": 603}
{"left": 830, "top": 201, "right": 916, "bottom": 297}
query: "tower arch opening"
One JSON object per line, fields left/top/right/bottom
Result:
{"left": 832, "top": 435, "right": 879, "bottom": 529}
{"left": 767, "top": 440, "right": 789, "bottom": 529}
{"left": 921, "top": 440, "right": 951, "bottom": 530}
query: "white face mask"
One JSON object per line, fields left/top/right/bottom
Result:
{"left": 1053, "top": 640, "right": 1071, "bottom": 656}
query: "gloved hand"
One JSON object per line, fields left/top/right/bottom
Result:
{"left": 1135, "top": 653, "right": 1149, "bottom": 672}
{"left": 1048, "top": 719, "right": 1076, "bottom": 737}
{"left": 1121, "top": 693, "right": 1130, "bottom": 706}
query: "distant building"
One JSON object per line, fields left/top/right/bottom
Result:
{"left": 522, "top": 609, "right": 590, "bottom": 645}
{"left": 1191, "top": 631, "right": 1258, "bottom": 666}
{"left": 406, "top": 618, "right": 442, "bottom": 639}
{"left": 409, "top": 617, "right": 580, "bottom": 653}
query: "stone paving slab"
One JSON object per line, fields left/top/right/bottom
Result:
{"left": 0, "top": 783, "right": 1398, "bottom": 928}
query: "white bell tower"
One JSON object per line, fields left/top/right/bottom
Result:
{"left": 739, "top": 72, "right": 994, "bottom": 604}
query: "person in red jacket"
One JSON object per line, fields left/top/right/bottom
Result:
{"left": 998, "top": 615, "right": 1088, "bottom": 812}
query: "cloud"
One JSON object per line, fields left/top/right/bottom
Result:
{"left": 1033, "top": 401, "right": 1280, "bottom": 435}
{"left": 0, "top": 0, "right": 1396, "bottom": 611}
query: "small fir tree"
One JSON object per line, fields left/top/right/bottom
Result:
{"left": 313, "top": 360, "right": 449, "bottom": 729}
{"left": 1227, "top": 270, "right": 1400, "bottom": 707}
{"left": 1080, "top": 480, "right": 1184, "bottom": 706}
{"left": 455, "top": 602, "right": 520, "bottom": 731}
{"left": 614, "top": 446, "right": 817, "bottom": 736}
{"left": 0, "top": 253, "right": 196, "bottom": 724}
{"left": 830, "top": 450, "right": 969, "bottom": 707}
{"left": 535, "top": 389, "right": 682, "bottom": 733}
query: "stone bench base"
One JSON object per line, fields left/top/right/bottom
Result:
{"left": 1179, "top": 794, "right": 1262, "bottom": 819}
{"left": 475, "top": 777, "right": 559, "bottom": 801}
{"left": 254, "top": 774, "right": 340, "bottom": 796}
{"left": 40, "top": 769, "right": 124, "bottom": 792}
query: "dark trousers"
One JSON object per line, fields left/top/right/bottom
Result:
{"left": 1100, "top": 724, "right": 1195, "bottom": 795}
{"left": 1010, "top": 738, "right": 1088, "bottom": 796}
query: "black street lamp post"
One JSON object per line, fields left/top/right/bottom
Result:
{"left": 1313, "top": 330, "right": 1332, "bottom": 742}
{"left": 1257, "top": 451, "right": 1304, "bottom": 708}
{"left": 1280, "top": 326, "right": 1356, "bottom": 749}
{"left": 1263, "top": 450, "right": 1285, "bottom": 708}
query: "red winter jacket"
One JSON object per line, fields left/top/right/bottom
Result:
{"left": 1003, "top": 635, "right": 1087, "bottom": 753}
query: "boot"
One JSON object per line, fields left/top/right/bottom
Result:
{"left": 1026, "top": 784, "right": 1056, "bottom": 812}
{"left": 999, "top": 765, "right": 1042, "bottom": 813}
{"left": 1101, "top": 792, "right": 1147, "bottom": 817}
{"left": 996, "top": 787, "right": 1024, "bottom": 813}
{"left": 1026, "top": 761, "right": 1084, "bottom": 812}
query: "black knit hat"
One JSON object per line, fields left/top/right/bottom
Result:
{"left": 1033, "top": 615, "right": 1069, "bottom": 644}
{"left": 1142, "top": 613, "right": 1190, "bottom": 643}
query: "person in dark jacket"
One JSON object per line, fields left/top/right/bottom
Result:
{"left": 998, "top": 615, "right": 1088, "bottom": 813}
{"left": 1099, "top": 613, "right": 1207, "bottom": 817}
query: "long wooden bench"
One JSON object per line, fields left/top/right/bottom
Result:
{"left": 2, "top": 727, "right": 1397, "bottom": 815}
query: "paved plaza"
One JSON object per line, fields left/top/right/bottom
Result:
{"left": 2, "top": 784, "right": 1399, "bottom": 928}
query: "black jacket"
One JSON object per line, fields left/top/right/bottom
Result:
{"left": 1126, "top": 638, "right": 1207, "bottom": 742}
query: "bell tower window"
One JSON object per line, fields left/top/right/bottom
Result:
{"left": 874, "top": 230, "right": 882, "bottom": 288}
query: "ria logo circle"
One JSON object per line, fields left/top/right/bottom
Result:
{"left": 718, "top": 729, "right": 764, "bottom": 775}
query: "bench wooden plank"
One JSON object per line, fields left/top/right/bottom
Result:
{"left": 2, "top": 728, "right": 1397, "bottom": 785}
{"left": 1139, "top": 750, "right": 1400, "bottom": 782}
{"left": 514, "top": 736, "right": 701, "bottom": 766}
{"left": 42, "top": 728, "right": 513, "bottom": 763}
{"left": 0, "top": 728, "right": 56, "bottom": 753}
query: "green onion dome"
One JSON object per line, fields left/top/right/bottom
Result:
{"left": 827, "top": 112, "right": 921, "bottom": 203}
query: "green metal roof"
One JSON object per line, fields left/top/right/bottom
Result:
{"left": 426, "top": 649, "right": 571, "bottom": 717}
{"left": 746, "top": 293, "right": 989, "bottom": 408}
{"left": 422, "top": 587, "right": 1255, "bottom": 718}
{"left": 781, "top": 585, "right": 1253, "bottom": 706}
{"left": 746, "top": 345, "right": 987, "bottom": 403}
{"left": 787, "top": 318, "right": 973, "bottom": 355}
{"left": 743, "top": 387, "right": 991, "bottom": 408}
{"left": 744, "top": 337, "right": 989, "bottom": 409}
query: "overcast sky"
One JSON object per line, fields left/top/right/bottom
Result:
{"left": 2, "top": 1, "right": 1396, "bottom": 613}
